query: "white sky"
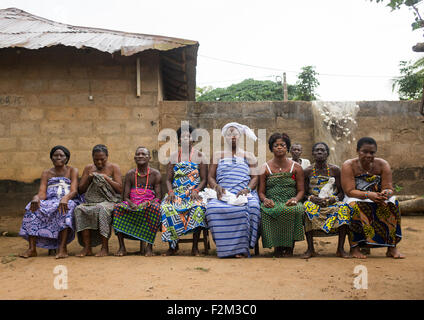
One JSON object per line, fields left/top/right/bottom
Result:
{"left": 1, "top": 0, "right": 423, "bottom": 100}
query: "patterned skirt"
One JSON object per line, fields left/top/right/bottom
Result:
{"left": 304, "top": 201, "right": 351, "bottom": 237}
{"left": 112, "top": 201, "right": 161, "bottom": 244}
{"left": 161, "top": 197, "right": 206, "bottom": 249}
{"left": 261, "top": 202, "right": 304, "bottom": 248}
{"left": 348, "top": 200, "right": 402, "bottom": 248}
{"left": 74, "top": 201, "right": 116, "bottom": 247}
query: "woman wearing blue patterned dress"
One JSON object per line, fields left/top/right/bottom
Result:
{"left": 160, "top": 125, "right": 208, "bottom": 256}
{"left": 19, "top": 146, "right": 81, "bottom": 259}
{"left": 206, "top": 122, "right": 260, "bottom": 258}
{"left": 303, "top": 142, "right": 352, "bottom": 259}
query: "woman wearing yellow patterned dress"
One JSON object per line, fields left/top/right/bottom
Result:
{"left": 341, "top": 137, "right": 404, "bottom": 259}
{"left": 258, "top": 133, "right": 305, "bottom": 257}
{"left": 303, "top": 142, "right": 352, "bottom": 259}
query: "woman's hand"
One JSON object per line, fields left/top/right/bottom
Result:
{"left": 166, "top": 191, "right": 176, "bottom": 203}
{"left": 263, "top": 198, "right": 275, "bottom": 208}
{"left": 127, "top": 200, "right": 137, "bottom": 210}
{"left": 215, "top": 185, "right": 225, "bottom": 200}
{"left": 368, "top": 191, "right": 387, "bottom": 205}
{"left": 190, "top": 189, "right": 202, "bottom": 202}
{"left": 137, "top": 201, "right": 150, "bottom": 209}
{"left": 58, "top": 198, "right": 69, "bottom": 214}
{"left": 236, "top": 188, "right": 250, "bottom": 197}
{"left": 381, "top": 189, "right": 393, "bottom": 198}
{"left": 308, "top": 195, "right": 325, "bottom": 206}
{"left": 285, "top": 197, "right": 298, "bottom": 206}
{"left": 30, "top": 197, "right": 40, "bottom": 212}
{"left": 325, "top": 197, "right": 337, "bottom": 206}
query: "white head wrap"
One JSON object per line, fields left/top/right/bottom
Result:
{"left": 221, "top": 122, "right": 257, "bottom": 141}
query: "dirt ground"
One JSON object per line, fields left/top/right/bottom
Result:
{"left": 0, "top": 216, "right": 423, "bottom": 300}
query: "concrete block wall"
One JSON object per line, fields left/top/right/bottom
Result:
{"left": 0, "top": 46, "right": 160, "bottom": 216}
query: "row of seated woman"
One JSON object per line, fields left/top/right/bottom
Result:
{"left": 18, "top": 122, "right": 404, "bottom": 260}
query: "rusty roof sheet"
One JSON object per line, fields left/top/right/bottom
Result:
{"left": 0, "top": 8, "right": 198, "bottom": 56}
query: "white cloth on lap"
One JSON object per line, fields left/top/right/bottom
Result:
{"left": 199, "top": 187, "right": 249, "bottom": 206}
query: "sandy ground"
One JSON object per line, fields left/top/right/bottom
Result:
{"left": 0, "top": 216, "right": 423, "bottom": 300}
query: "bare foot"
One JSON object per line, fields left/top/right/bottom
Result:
{"left": 301, "top": 250, "right": 318, "bottom": 259}
{"left": 95, "top": 247, "right": 109, "bottom": 257}
{"left": 162, "top": 248, "right": 177, "bottom": 256}
{"left": 386, "top": 247, "right": 406, "bottom": 259}
{"left": 75, "top": 247, "right": 93, "bottom": 257}
{"left": 55, "top": 248, "right": 68, "bottom": 259}
{"left": 191, "top": 248, "right": 201, "bottom": 257}
{"left": 350, "top": 247, "right": 367, "bottom": 259}
{"left": 360, "top": 247, "right": 371, "bottom": 255}
{"left": 336, "top": 249, "right": 350, "bottom": 258}
{"left": 145, "top": 245, "right": 154, "bottom": 257}
{"left": 273, "top": 247, "right": 282, "bottom": 258}
{"left": 19, "top": 249, "right": 37, "bottom": 258}
{"left": 282, "top": 247, "right": 294, "bottom": 257}
{"left": 114, "top": 248, "right": 127, "bottom": 257}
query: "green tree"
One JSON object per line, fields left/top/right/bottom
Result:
{"left": 371, "top": 0, "right": 424, "bottom": 31}
{"left": 195, "top": 86, "right": 214, "bottom": 99}
{"left": 294, "top": 66, "right": 320, "bottom": 101}
{"left": 196, "top": 78, "right": 297, "bottom": 101}
{"left": 371, "top": 1, "right": 424, "bottom": 100}
{"left": 393, "top": 60, "right": 424, "bottom": 99}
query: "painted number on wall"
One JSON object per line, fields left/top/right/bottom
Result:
{"left": 0, "top": 96, "right": 23, "bottom": 106}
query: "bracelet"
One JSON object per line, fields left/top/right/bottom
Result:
{"left": 364, "top": 191, "right": 369, "bottom": 199}
{"left": 246, "top": 187, "right": 252, "bottom": 192}
{"left": 168, "top": 189, "right": 174, "bottom": 195}
{"left": 193, "top": 188, "right": 199, "bottom": 193}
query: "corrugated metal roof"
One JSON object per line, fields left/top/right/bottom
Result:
{"left": 0, "top": 7, "right": 198, "bottom": 56}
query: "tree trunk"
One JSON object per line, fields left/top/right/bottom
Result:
{"left": 399, "top": 198, "right": 424, "bottom": 215}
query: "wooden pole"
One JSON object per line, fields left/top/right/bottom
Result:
{"left": 283, "top": 72, "right": 288, "bottom": 101}
{"left": 136, "top": 57, "right": 141, "bottom": 97}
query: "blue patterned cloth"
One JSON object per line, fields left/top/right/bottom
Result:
{"left": 160, "top": 161, "right": 206, "bottom": 249}
{"left": 205, "top": 157, "right": 260, "bottom": 258}
{"left": 19, "top": 177, "right": 82, "bottom": 249}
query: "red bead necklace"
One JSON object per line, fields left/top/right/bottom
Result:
{"left": 135, "top": 167, "right": 150, "bottom": 195}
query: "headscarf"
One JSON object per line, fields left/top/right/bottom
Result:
{"left": 50, "top": 145, "right": 71, "bottom": 164}
{"left": 221, "top": 122, "right": 257, "bottom": 141}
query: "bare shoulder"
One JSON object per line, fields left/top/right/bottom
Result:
{"left": 110, "top": 162, "right": 121, "bottom": 171}
{"left": 68, "top": 165, "right": 79, "bottom": 176}
{"left": 342, "top": 158, "right": 355, "bottom": 168}
{"left": 149, "top": 167, "right": 161, "bottom": 176}
{"left": 329, "top": 163, "right": 341, "bottom": 173}
{"left": 292, "top": 161, "right": 302, "bottom": 171}
{"left": 303, "top": 165, "right": 313, "bottom": 175}
{"left": 42, "top": 168, "right": 52, "bottom": 179}
{"left": 83, "top": 163, "right": 95, "bottom": 173}
{"left": 374, "top": 157, "right": 389, "bottom": 166}
{"left": 126, "top": 168, "right": 136, "bottom": 176}
{"left": 195, "top": 150, "right": 208, "bottom": 163}
{"left": 374, "top": 158, "right": 391, "bottom": 173}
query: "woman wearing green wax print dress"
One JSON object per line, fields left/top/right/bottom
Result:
{"left": 258, "top": 133, "right": 305, "bottom": 257}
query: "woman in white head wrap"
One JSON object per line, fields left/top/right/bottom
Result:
{"left": 205, "top": 122, "right": 261, "bottom": 258}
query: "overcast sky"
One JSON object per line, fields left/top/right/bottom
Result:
{"left": 1, "top": 0, "right": 423, "bottom": 100}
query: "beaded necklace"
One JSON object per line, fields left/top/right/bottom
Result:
{"left": 312, "top": 164, "right": 330, "bottom": 177}
{"left": 135, "top": 167, "right": 150, "bottom": 195}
